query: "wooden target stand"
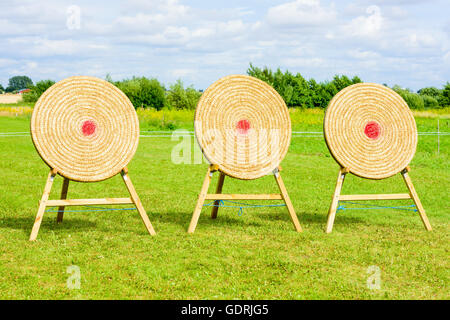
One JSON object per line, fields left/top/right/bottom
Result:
{"left": 29, "top": 167, "right": 156, "bottom": 241}
{"left": 325, "top": 166, "right": 432, "bottom": 233}
{"left": 188, "top": 164, "right": 302, "bottom": 233}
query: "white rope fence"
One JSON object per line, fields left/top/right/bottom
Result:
{"left": 0, "top": 131, "right": 449, "bottom": 138}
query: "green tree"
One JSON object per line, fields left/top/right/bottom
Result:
{"left": 351, "top": 76, "right": 362, "bottom": 84}
{"left": 7, "top": 76, "right": 33, "bottom": 91}
{"left": 275, "top": 70, "right": 310, "bottom": 107}
{"left": 308, "top": 79, "right": 333, "bottom": 108}
{"left": 247, "top": 63, "right": 362, "bottom": 109}
{"left": 331, "top": 75, "right": 353, "bottom": 92}
{"left": 105, "top": 73, "right": 114, "bottom": 84}
{"left": 116, "top": 77, "right": 166, "bottom": 110}
{"left": 438, "top": 82, "right": 450, "bottom": 108}
{"left": 22, "top": 80, "right": 55, "bottom": 102}
{"left": 247, "top": 63, "right": 275, "bottom": 85}
{"left": 166, "top": 80, "right": 202, "bottom": 110}
{"left": 0, "top": 84, "right": 4, "bottom": 93}
{"left": 421, "top": 95, "right": 440, "bottom": 109}
{"left": 392, "top": 85, "right": 424, "bottom": 110}
{"left": 417, "top": 87, "right": 441, "bottom": 100}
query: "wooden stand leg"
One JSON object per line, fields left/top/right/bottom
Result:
{"left": 30, "top": 169, "right": 56, "bottom": 241}
{"left": 121, "top": 168, "right": 156, "bottom": 236}
{"left": 56, "top": 178, "right": 70, "bottom": 223}
{"left": 188, "top": 166, "right": 213, "bottom": 233}
{"left": 211, "top": 172, "right": 225, "bottom": 219}
{"left": 273, "top": 168, "right": 302, "bottom": 232}
{"left": 401, "top": 169, "right": 432, "bottom": 231}
{"left": 326, "top": 168, "right": 347, "bottom": 233}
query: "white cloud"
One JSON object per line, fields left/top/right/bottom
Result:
{"left": 267, "top": 0, "right": 337, "bottom": 27}
{"left": 219, "top": 20, "right": 245, "bottom": 34}
{"left": 0, "top": 0, "right": 448, "bottom": 90}
{"left": 0, "top": 58, "right": 17, "bottom": 68}
{"left": 442, "top": 52, "right": 450, "bottom": 67}
{"left": 116, "top": 0, "right": 189, "bottom": 28}
{"left": 171, "top": 68, "right": 197, "bottom": 78}
{"left": 345, "top": 5, "right": 383, "bottom": 37}
{"left": 406, "top": 32, "right": 439, "bottom": 48}
{"left": 283, "top": 57, "right": 324, "bottom": 68}
{"left": 347, "top": 49, "right": 380, "bottom": 59}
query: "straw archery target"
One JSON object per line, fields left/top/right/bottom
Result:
{"left": 31, "top": 76, "right": 139, "bottom": 182}
{"left": 324, "top": 83, "right": 417, "bottom": 180}
{"left": 194, "top": 75, "right": 291, "bottom": 180}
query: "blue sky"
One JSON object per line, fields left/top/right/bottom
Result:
{"left": 0, "top": 0, "right": 449, "bottom": 91}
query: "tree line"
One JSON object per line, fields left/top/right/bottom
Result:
{"left": 1, "top": 65, "right": 449, "bottom": 110}
{"left": 0, "top": 75, "right": 202, "bottom": 110}
{"left": 247, "top": 64, "right": 450, "bottom": 110}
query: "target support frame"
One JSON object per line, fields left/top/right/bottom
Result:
{"left": 29, "top": 167, "right": 156, "bottom": 241}
{"left": 325, "top": 166, "right": 432, "bottom": 233}
{"left": 187, "top": 164, "right": 302, "bottom": 233}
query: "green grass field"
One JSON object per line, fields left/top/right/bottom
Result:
{"left": 0, "top": 109, "right": 448, "bottom": 299}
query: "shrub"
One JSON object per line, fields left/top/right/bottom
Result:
{"left": 247, "top": 63, "right": 361, "bottom": 108}
{"left": 418, "top": 87, "right": 441, "bottom": 100}
{"left": 22, "top": 80, "right": 55, "bottom": 102}
{"left": 421, "top": 95, "right": 440, "bottom": 109}
{"left": 438, "top": 82, "right": 450, "bottom": 108}
{"left": 404, "top": 92, "right": 424, "bottom": 110}
{"left": 116, "top": 77, "right": 165, "bottom": 110}
{"left": 392, "top": 85, "right": 424, "bottom": 110}
{"left": 166, "top": 80, "right": 202, "bottom": 110}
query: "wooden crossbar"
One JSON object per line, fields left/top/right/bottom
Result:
{"left": 205, "top": 194, "right": 283, "bottom": 200}
{"left": 339, "top": 194, "right": 411, "bottom": 201}
{"left": 45, "top": 198, "right": 133, "bottom": 207}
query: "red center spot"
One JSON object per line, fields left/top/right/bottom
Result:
{"left": 364, "top": 121, "right": 381, "bottom": 139}
{"left": 236, "top": 119, "right": 250, "bottom": 134}
{"left": 82, "top": 120, "right": 97, "bottom": 136}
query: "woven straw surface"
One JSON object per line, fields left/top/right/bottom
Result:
{"left": 194, "top": 75, "right": 291, "bottom": 180}
{"left": 31, "top": 76, "right": 139, "bottom": 182}
{"left": 324, "top": 83, "right": 417, "bottom": 180}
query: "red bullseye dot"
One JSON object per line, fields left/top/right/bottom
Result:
{"left": 236, "top": 119, "right": 250, "bottom": 134}
{"left": 364, "top": 121, "right": 381, "bottom": 139}
{"left": 82, "top": 120, "right": 97, "bottom": 136}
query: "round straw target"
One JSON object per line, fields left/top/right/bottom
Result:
{"left": 324, "top": 83, "right": 417, "bottom": 180}
{"left": 194, "top": 75, "right": 291, "bottom": 180}
{"left": 31, "top": 76, "right": 139, "bottom": 182}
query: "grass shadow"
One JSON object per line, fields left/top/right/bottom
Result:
{"left": 156, "top": 209, "right": 264, "bottom": 230}
{"left": 256, "top": 210, "right": 365, "bottom": 225}
{"left": 0, "top": 217, "right": 97, "bottom": 236}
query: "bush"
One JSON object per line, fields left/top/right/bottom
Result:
{"left": 438, "top": 82, "right": 450, "bottom": 108}
{"left": 392, "top": 85, "right": 424, "bottom": 110}
{"left": 22, "top": 80, "right": 55, "bottom": 102}
{"left": 418, "top": 87, "right": 441, "bottom": 100}
{"left": 247, "top": 63, "right": 361, "bottom": 108}
{"left": 116, "top": 77, "right": 165, "bottom": 110}
{"left": 404, "top": 92, "right": 424, "bottom": 110}
{"left": 166, "top": 80, "right": 202, "bottom": 110}
{"left": 422, "top": 95, "right": 440, "bottom": 109}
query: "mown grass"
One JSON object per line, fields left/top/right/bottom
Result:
{"left": 0, "top": 111, "right": 448, "bottom": 300}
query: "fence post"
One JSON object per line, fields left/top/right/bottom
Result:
{"left": 437, "top": 118, "right": 440, "bottom": 156}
